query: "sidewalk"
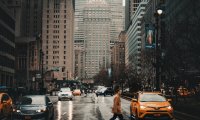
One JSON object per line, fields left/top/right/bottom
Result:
{"left": 172, "top": 96, "right": 200, "bottom": 118}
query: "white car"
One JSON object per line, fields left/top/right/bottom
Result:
{"left": 58, "top": 87, "right": 73, "bottom": 100}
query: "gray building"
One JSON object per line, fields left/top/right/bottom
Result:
{"left": 74, "top": 0, "right": 124, "bottom": 79}
{"left": 125, "top": 0, "right": 149, "bottom": 73}
{"left": 0, "top": 1, "right": 15, "bottom": 87}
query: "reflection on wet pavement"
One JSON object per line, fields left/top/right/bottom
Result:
{"left": 53, "top": 94, "right": 104, "bottom": 120}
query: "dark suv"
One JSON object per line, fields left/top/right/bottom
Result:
{"left": 103, "top": 87, "right": 114, "bottom": 96}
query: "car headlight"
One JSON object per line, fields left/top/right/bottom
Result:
{"left": 140, "top": 105, "right": 146, "bottom": 109}
{"left": 13, "top": 109, "right": 21, "bottom": 112}
{"left": 167, "top": 106, "right": 172, "bottom": 110}
{"left": 36, "top": 108, "right": 46, "bottom": 113}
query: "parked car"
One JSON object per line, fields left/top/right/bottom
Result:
{"left": 130, "top": 91, "right": 174, "bottom": 120}
{"left": 12, "top": 95, "right": 54, "bottom": 120}
{"left": 72, "top": 89, "right": 81, "bottom": 96}
{"left": 0, "top": 92, "right": 13, "bottom": 119}
{"left": 58, "top": 87, "right": 73, "bottom": 101}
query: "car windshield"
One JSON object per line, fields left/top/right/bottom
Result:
{"left": 140, "top": 94, "right": 166, "bottom": 102}
{"left": 19, "top": 96, "right": 45, "bottom": 105}
{"left": 60, "top": 88, "right": 71, "bottom": 92}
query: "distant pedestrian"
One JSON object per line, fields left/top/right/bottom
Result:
{"left": 92, "top": 91, "right": 98, "bottom": 103}
{"left": 110, "top": 85, "right": 124, "bottom": 120}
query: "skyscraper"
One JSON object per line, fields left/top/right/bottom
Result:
{"left": 125, "top": 0, "right": 149, "bottom": 72}
{"left": 83, "top": 0, "right": 111, "bottom": 78}
{"left": 42, "top": 0, "right": 74, "bottom": 80}
{"left": 74, "top": 0, "right": 124, "bottom": 79}
{"left": 0, "top": 1, "right": 15, "bottom": 87}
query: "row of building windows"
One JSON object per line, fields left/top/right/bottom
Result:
{"left": 0, "top": 7, "right": 15, "bottom": 30}
{"left": 0, "top": 40, "right": 15, "bottom": 56}
{"left": 0, "top": 55, "right": 14, "bottom": 69}
{"left": 47, "top": 10, "right": 67, "bottom": 13}
{"left": 0, "top": 24, "right": 15, "bottom": 43}
{"left": 46, "top": 61, "right": 66, "bottom": 65}
{"left": 46, "top": 14, "right": 68, "bottom": 19}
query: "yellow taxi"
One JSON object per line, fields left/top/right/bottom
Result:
{"left": 130, "top": 91, "right": 174, "bottom": 120}
{"left": 72, "top": 89, "right": 81, "bottom": 96}
{"left": 0, "top": 92, "right": 13, "bottom": 118}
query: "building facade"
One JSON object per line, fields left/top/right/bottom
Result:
{"left": 111, "top": 31, "right": 126, "bottom": 83}
{"left": 125, "top": 0, "right": 142, "bottom": 31}
{"left": 0, "top": 1, "right": 15, "bottom": 87}
{"left": 6, "top": 0, "right": 43, "bottom": 89}
{"left": 83, "top": 0, "right": 111, "bottom": 78}
{"left": 42, "top": 0, "right": 74, "bottom": 80}
{"left": 75, "top": 0, "right": 124, "bottom": 79}
{"left": 125, "top": 0, "right": 149, "bottom": 73}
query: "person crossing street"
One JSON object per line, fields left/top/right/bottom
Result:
{"left": 110, "top": 85, "right": 124, "bottom": 120}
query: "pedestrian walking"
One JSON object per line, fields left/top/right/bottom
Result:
{"left": 110, "top": 86, "right": 124, "bottom": 120}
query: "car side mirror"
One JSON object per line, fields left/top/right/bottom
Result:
{"left": 131, "top": 98, "right": 137, "bottom": 102}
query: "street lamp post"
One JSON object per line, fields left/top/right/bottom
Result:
{"left": 155, "top": 8, "right": 163, "bottom": 91}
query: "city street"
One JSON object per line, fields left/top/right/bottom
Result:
{"left": 49, "top": 94, "right": 130, "bottom": 120}
{"left": 48, "top": 93, "right": 200, "bottom": 120}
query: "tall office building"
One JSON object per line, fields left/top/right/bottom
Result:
{"left": 83, "top": 0, "right": 111, "bottom": 78}
{"left": 0, "top": 1, "right": 15, "bottom": 87}
{"left": 108, "top": 0, "right": 124, "bottom": 45}
{"left": 74, "top": 0, "right": 87, "bottom": 79}
{"left": 74, "top": 0, "right": 124, "bottom": 79}
{"left": 125, "top": 0, "right": 149, "bottom": 72}
{"left": 111, "top": 31, "right": 126, "bottom": 82}
{"left": 125, "top": 0, "right": 142, "bottom": 30}
{"left": 42, "top": 0, "right": 74, "bottom": 80}
{"left": 5, "top": 0, "right": 43, "bottom": 88}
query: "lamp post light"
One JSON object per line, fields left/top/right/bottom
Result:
{"left": 155, "top": 8, "right": 163, "bottom": 91}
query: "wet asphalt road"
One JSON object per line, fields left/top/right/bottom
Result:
{"left": 50, "top": 94, "right": 116, "bottom": 120}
